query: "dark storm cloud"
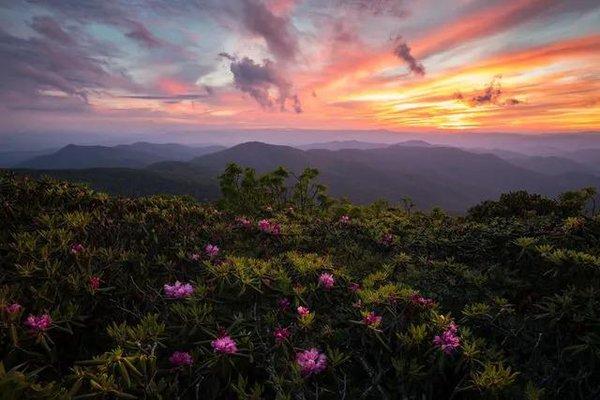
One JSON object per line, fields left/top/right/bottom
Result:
{"left": 221, "top": 54, "right": 302, "bottom": 112}
{"left": 393, "top": 37, "right": 425, "bottom": 76}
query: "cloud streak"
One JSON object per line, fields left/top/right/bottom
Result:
{"left": 393, "top": 37, "right": 425, "bottom": 76}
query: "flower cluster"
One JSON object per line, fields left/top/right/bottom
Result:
{"left": 410, "top": 294, "right": 435, "bottom": 307}
{"left": 380, "top": 233, "right": 394, "bottom": 246}
{"left": 296, "top": 348, "right": 327, "bottom": 376}
{"left": 169, "top": 351, "right": 193, "bottom": 366}
{"left": 362, "top": 311, "right": 382, "bottom": 328}
{"left": 348, "top": 282, "right": 361, "bottom": 293}
{"left": 278, "top": 297, "right": 291, "bottom": 311}
{"left": 211, "top": 335, "right": 238, "bottom": 354}
{"left": 318, "top": 273, "right": 335, "bottom": 289}
{"left": 5, "top": 303, "right": 22, "bottom": 314}
{"left": 70, "top": 243, "right": 85, "bottom": 255}
{"left": 258, "top": 219, "right": 281, "bottom": 235}
{"left": 163, "top": 281, "right": 194, "bottom": 299}
{"left": 339, "top": 215, "right": 350, "bottom": 224}
{"left": 297, "top": 306, "right": 310, "bottom": 317}
{"left": 25, "top": 313, "right": 52, "bottom": 332}
{"left": 205, "top": 243, "right": 220, "bottom": 258}
{"left": 236, "top": 216, "right": 252, "bottom": 228}
{"left": 89, "top": 276, "right": 101, "bottom": 291}
{"left": 273, "top": 327, "right": 291, "bottom": 343}
{"left": 433, "top": 322, "right": 460, "bottom": 355}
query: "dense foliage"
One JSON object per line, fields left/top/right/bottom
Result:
{"left": 1, "top": 167, "right": 599, "bottom": 399}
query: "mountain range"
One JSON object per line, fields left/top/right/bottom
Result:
{"left": 6, "top": 140, "right": 600, "bottom": 212}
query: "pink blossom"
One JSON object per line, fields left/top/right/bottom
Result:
{"left": 339, "top": 215, "right": 350, "bottom": 224}
{"left": 190, "top": 253, "right": 201, "bottom": 261}
{"left": 269, "top": 223, "right": 281, "bottom": 235}
{"left": 274, "top": 327, "right": 291, "bottom": 343}
{"left": 211, "top": 335, "right": 238, "bottom": 354}
{"left": 89, "top": 276, "right": 101, "bottom": 291}
{"left": 236, "top": 217, "right": 252, "bottom": 228}
{"left": 363, "top": 311, "right": 382, "bottom": 328}
{"left": 380, "top": 233, "right": 394, "bottom": 246}
{"left": 277, "top": 298, "right": 291, "bottom": 311}
{"left": 410, "top": 294, "right": 435, "bottom": 307}
{"left": 70, "top": 243, "right": 85, "bottom": 255}
{"left": 258, "top": 219, "right": 271, "bottom": 232}
{"left": 348, "top": 283, "right": 361, "bottom": 293}
{"left": 25, "top": 314, "right": 52, "bottom": 332}
{"left": 205, "top": 244, "right": 219, "bottom": 258}
{"left": 258, "top": 219, "right": 281, "bottom": 235}
{"left": 169, "top": 351, "right": 193, "bottom": 366}
{"left": 319, "top": 273, "right": 335, "bottom": 289}
{"left": 163, "top": 281, "right": 194, "bottom": 299}
{"left": 433, "top": 325, "right": 461, "bottom": 355}
{"left": 296, "top": 348, "right": 327, "bottom": 376}
{"left": 297, "top": 306, "right": 310, "bottom": 317}
{"left": 5, "top": 303, "right": 22, "bottom": 314}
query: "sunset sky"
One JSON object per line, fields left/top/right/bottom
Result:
{"left": 1, "top": 0, "right": 599, "bottom": 135}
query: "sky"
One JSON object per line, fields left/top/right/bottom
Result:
{"left": 1, "top": 0, "right": 599, "bottom": 137}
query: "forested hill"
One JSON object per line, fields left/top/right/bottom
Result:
{"left": 9, "top": 141, "right": 600, "bottom": 212}
{"left": 1, "top": 170, "right": 599, "bottom": 399}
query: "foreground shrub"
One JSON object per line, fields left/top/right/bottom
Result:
{"left": 1, "top": 170, "right": 599, "bottom": 399}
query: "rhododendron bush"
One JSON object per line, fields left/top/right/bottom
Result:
{"left": 1, "top": 167, "right": 599, "bottom": 399}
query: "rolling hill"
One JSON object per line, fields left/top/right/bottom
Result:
{"left": 10, "top": 141, "right": 600, "bottom": 212}
{"left": 16, "top": 142, "right": 225, "bottom": 169}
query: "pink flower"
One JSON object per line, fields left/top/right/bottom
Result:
{"left": 274, "top": 327, "right": 290, "bottom": 343}
{"left": 211, "top": 335, "right": 238, "bottom": 354}
{"left": 163, "top": 281, "right": 194, "bottom": 299}
{"left": 89, "top": 276, "right": 101, "bottom": 291}
{"left": 236, "top": 217, "right": 252, "bottom": 228}
{"left": 296, "top": 348, "right": 327, "bottom": 376}
{"left": 258, "top": 219, "right": 281, "bottom": 235}
{"left": 348, "top": 283, "right": 361, "bottom": 293}
{"left": 258, "top": 219, "right": 271, "bottom": 232}
{"left": 169, "top": 351, "right": 193, "bottom": 366}
{"left": 410, "top": 294, "right": 435, "bottom": 307}
{"left": 297, "top": 306, "right": 310, "bottom": 317}
{"left": 433, "top": 324, "right": 461, "bottom": 355}
{"left": 205, "top": 244, "right": 219, "bottom": 258}
{"left": 70, "top": 243, "right": 85, "bottom": 255}
{"left": 319, "top": 273, "right": 335, "bottom": 289}
{"left": 190, "top": 253, "right": 201, "bottom": 261}
{"left": 269, "top": 223, "right": 281, "bottom": 235}
{"left": 380, "top": 233, "right": 394, "bottom": 246}
{"left": 5, "top": 303, "right": 22, "bottom": 314}
{"left": 339, "top": 215, "right": 350, "bottom": 224}
{"left": 25, "top": 314, "right": 52, "bottom": 332}
{"left": 363, "top": 311, "right": 382, "bottom": 328}
{"left": 277, "top": 298, "right": 291, "bottom": 311}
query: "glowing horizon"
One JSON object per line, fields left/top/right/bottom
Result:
{"left": 1, "top": 0, "right": 599, "bottom": 134}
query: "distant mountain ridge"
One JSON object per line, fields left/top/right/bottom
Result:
{"left": 16, "top": 142, "right": 225, "bottom": 169}
{"left": 10, "top": 141, "right": 600, "bottom": 212}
